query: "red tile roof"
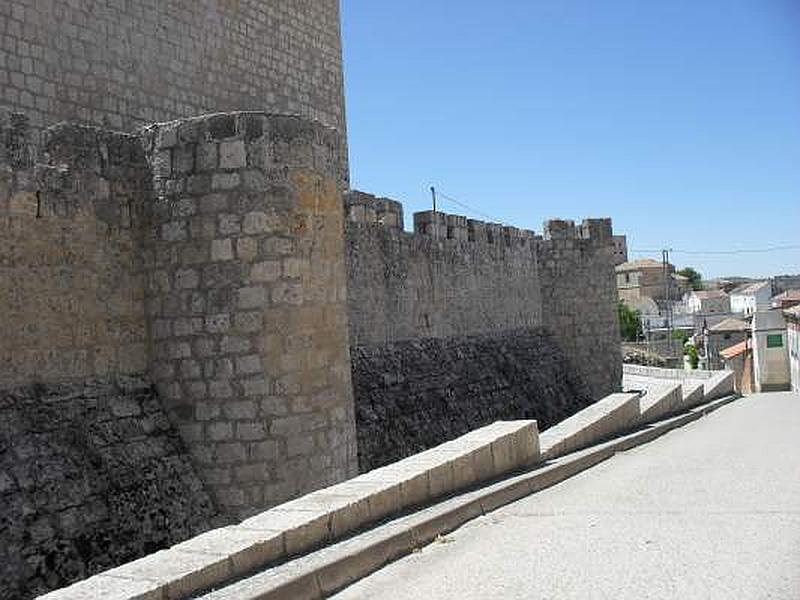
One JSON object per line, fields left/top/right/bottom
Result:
{"left": 720, "top": 339, "right": 752, "bottom": 360}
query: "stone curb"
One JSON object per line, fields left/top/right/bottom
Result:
{"left": 682, "top": 382, "right": 705, "bottom": 410}
{"left": 703, "top": 370, "right": 735, "bottom": 401}
{"left": 636, "top": 383, "right": 683, "bottom": 425}
{"left": 38, "top": 421, "right": 540, "bottom": 600}
{"left": 197, "top": 393, "right": 740, "bottom": 600}
{"left": 540, "top": 392, "right": 642, "bottom": 460}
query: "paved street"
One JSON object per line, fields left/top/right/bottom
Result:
{"left": 334, "top": 392, "right": 800, "bottom": 600}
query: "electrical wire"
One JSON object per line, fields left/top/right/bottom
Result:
{"left": 432, "top": 188, "right": 799, "bottom": 256}
{"left": 630, "top": 245, "right": 800, "bottom": 255}
{"left": 435, "top": 190, "right": 510, "bottom": 225}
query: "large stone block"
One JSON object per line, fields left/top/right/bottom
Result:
{"left": 540, "top": 392, "right": 641, "bottom": 459}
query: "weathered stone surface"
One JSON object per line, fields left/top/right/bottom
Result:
{"left": 540, "top": 392, "right": 641, "bottom": 459}
{"left": 0, "top": 1, "right": 347, "bottom": 158}
{"left": 636, "top": 383, "right": 683, "bottom": 424}
{"left": 683, "top": 382, "right": 705, "bottom": 409}
{"left": 0, "top": 378, "right": 217, "bottom": 600}
{"left": 622, "top": 375, "right": 684, "bottom": 423}
{"left": 141, "top": 113, "right": 357, "bottom": 521}
{"left": 41, "top": 420, "right": 539, "bottom": 599}
{"left": 351, "top": 328, "right": 592, "bottom": 471}
{"left": 344, "top": 191, "right": 621, "bottom": 402}
{"left": 36, "top": 574, "right": 163, "bottom": 600}
{"left": 0, "top": 117, "right": 150, "bottom": 389}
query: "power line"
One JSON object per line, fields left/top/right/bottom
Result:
{"left": 430, "top": 188, "right": 800, "bottom": 256}
{"left": 434, "top": 190, "right": 510, "bottom": 225}
{"left": 630, "top": 244, "right": 800, "bottom": 256}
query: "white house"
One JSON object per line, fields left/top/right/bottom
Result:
{"left": 752, "top": 311, "right": 790, "bottom": 392}
{"left": 683, "top": 290, "right": 729, "bottom": 315}
{"left": 786, "top": 305, "right": 800, "bottom": 392}
{"left": 730, "top": 281, "right": 772, "bottom": 316}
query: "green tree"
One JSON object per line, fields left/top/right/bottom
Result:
{"left": 684, "top": 344, "right": 699, "bottom": 369}
{"left": 672, "top": 329, "right": 690, "bottom": 344}
{"left": 677, "top": 267, "right": 703, "bottom": 291}
{"left": 618, "top": 301, "right": 643, "bottom": 342}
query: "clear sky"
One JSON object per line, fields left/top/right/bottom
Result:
{"left": 340, "top": 0, "right": 800, "bottom": 279}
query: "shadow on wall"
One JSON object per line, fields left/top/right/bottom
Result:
{"left": 351, "top": 327, "right": 594, "bottom": 472}
{"left": 0, "top": 378, "right": 217, "bottom": 600}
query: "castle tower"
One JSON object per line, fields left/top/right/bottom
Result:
{"left": 0, "top": 1, "right": 346, "bottom": 136}
{"left": 141, "top": 112, "right": 357, "bottom": 518}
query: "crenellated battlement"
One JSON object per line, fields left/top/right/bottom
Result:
{"left": 1, "top": 111, "right": 150, "bottom": 227}
{"left": 344, "top": 187, "right": 621, "bottom": 403}
{"left": 344, "top": 189, "right": 614, "bottom": 250}
{"left": 344, "top": 190, "right": 405, "bottom": 229}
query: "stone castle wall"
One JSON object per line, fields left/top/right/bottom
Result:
{"left": 0, "top": 112, "right": 150, "bottom": 388}
{"left": 0, "top": 1, "right": 345, "bottom": 135}
{"left": 140, "top": 112, "right": 357, "bottom": 517}
{"left": 1, "top": 110, "right": 358, "bottom": 522}
{"left": 344, "top": 191, "right": 621, "bottom": 401}
{"left": 351, "top": 329, "right": 593, "bottom": 472}
{"left": 344, "top": 191, "right": 543, "bottom": 346}
{"left": 538, "top": 219, "right": 622, "bottom": 398}
{"left": 1, "top": 109, "right": 622, "bottom": 597}
{"left": 344, "top": 191, "right": 621, "bottom": 471}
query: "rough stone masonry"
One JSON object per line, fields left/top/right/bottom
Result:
{"left": 0, "top": 1, "right": 346, "bottom": 133}
{"left": 0, "top": 1, "right": 623, "bottom": 597}
{"left": 1, "top": 110, "right": 359, "bottom": 523}
{"left": 344, "top": 192, "right": 621, "bottom": 469}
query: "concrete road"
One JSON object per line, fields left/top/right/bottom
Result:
{"left": 334, "top": 392, "right": 800, "bottom": 600}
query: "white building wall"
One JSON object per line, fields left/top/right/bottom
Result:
{"left": 686, "top": 294, "right": 701, "bottom": 314}
{"left": 731, "top": 294, "right": 755, "bottom": 315}
{"left": 731, "top": 286, "right": 772, "bottom": 316}
{"left": 753, "top": 329, "right": 791, "bottom": 392}
{"left": 788, "top": 323, "right": 800, "bottom": 392}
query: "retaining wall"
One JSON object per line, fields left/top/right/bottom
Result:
{"left": 0, "top": 378, "right": 217, "bottom": 600}
{"left": 351, "top": 328, "right": 593, "bottom": 472}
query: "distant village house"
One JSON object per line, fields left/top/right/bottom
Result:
{"left": 751, "top": 311, "right": 790, "bottom": 392}
{"left": 771, "top": 289, "right": 800, "bottom": 311}
{"left": 707, "top": 317, "right": 748, "bottom": 370}
{"left": 785, "top": 305, "right": 800, "bottom": 392}
{"left": 730, "top": 281, "right": 772, "bottom": 316}
{"left": 616, "top": 259, "right": 689, "bottom": 307}
{"left": 683, "top": 289, "right": 730, "bottom": 315}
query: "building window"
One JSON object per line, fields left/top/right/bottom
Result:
{"left": 767, "top": 334, "right": 783, "bottom": 348}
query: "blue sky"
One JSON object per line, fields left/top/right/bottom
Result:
{"left": 340, "top": 0, "right": 800, "bottom": 279}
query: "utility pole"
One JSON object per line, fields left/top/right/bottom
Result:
{"left": 662, "top": 248, "right": 674, "bottom": 360}
{"left": 430, "top": 186, "right": 438, "bottom": 240}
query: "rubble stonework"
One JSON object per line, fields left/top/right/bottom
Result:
{"left": 351, "top": 329, "right": 593, "bottom": 472}
{"left": 0, "top": 377, "right": 217, "bottom": 600}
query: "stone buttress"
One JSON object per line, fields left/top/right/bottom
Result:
{"left": 139, "top": 112, "right": 358, "bottom": 518}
